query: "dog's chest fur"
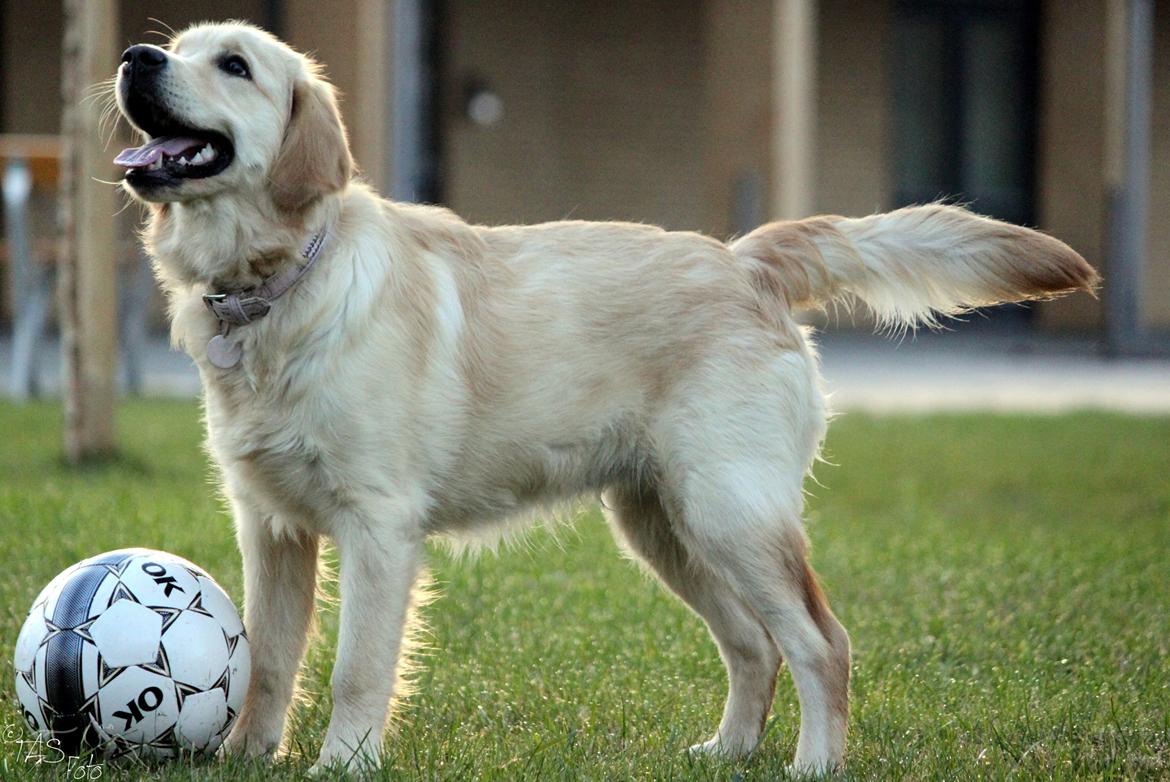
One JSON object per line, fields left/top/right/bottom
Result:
{"left": 202, "top": 348, "right": 374, "bottom": 535}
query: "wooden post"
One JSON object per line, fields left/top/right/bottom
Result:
{"left": 771, "top": 0, "right": 817, "bottom": 220}
{"left": 59, "top": 0, "right": 118, "bottom": 462}
{"left": 353, "top": 0, "right": 393, "bottom": 195}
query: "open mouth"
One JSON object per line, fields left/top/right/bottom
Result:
{"left": 116, "top": 133, "right": 233, "bottom": 183}
{"left": 115, "top": 98, "right": 234, "bottom": 186}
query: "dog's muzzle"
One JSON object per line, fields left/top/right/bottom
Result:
{"left": 113, "top": 45, "right": 235, "bottom": 187}
{"left": 120, "top": 44, "right": 168, "bottom": 91}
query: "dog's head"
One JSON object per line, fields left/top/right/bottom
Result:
{"left": 115, "top": 22, "right": 352, "bottom": 214}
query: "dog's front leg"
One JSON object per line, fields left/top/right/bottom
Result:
{"left": 223, "top": 504, "right": 319, "bottom": 760}
{"left": 311, "top": 508, "right": 424, "bottom": 775}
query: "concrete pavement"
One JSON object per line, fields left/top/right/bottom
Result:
{"left": 814, "top": 331, "right": 1170, "bottom": 414}
{"left": 3, "top": 332, "right": 1169, "bottom": 413}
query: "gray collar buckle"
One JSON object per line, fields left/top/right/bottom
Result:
{"left": 202, "top": 224, "right": 330, "bottom": 369}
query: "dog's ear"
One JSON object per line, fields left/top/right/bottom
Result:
{"left": 269, "top": 76, "right": 354, "bottom": 214}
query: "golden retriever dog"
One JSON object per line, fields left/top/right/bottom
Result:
{"left": 114, "top": 22, "right": 1098, "bottom": 775}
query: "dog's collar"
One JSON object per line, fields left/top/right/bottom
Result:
{"left": 202, "top": 225, "right": 330, "bottom": 369}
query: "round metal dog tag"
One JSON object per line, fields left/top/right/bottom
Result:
{"left": 207, "top": 334, "right": 243, "bottom": 369}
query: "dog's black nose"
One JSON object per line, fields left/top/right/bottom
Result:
{"left": 121, "top": 44, "right": 167, "bottom": 70}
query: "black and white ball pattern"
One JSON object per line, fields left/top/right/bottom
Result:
{"left": 13, "top": 549, "right": 249, "bottom": 759}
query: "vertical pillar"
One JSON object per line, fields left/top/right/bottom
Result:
{"left": 771, "top": 0, "right": 817, "bottom": 220}
{"left": 1104, "top": 0, "right": 1153, "bottom": 355}
{"left": 353, "top": 0, "right": 393, "bottom": 194}
{"left": 59, "top": 0, "right": 118, "bottom": 461}
{"left": 389, "top": 0, "right": 433, "bottom": 203}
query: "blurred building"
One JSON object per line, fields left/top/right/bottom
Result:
{"left": 1, "top": 0, "right": 1167, "bottom": 341}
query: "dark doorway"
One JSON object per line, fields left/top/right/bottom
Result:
{"left": 891, "top": 0, "right": 1039, "bottom": 328}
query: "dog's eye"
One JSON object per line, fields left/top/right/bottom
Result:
{"left": 219, "top": 55, "right": 251, "bottom": 79}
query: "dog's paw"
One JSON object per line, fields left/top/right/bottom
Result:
{"left": 310, "top": 738, "right": 382, "bottom": 778}
{"left": 308, "top": 754, "right": 381, "bottom": 778}
{"left": 787, "top": 759, "right": 843, "bottom": 779}
{"left": 687, "top": 733, "right": 756, "bottom": 759}
{"left": 221, "top": 726, "right": 280, "bottom": 761}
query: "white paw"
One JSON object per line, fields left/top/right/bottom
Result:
{"left": 687, "top": 734, "right": 756, "bottom": 758}
{"left": 221, "top": 727, "right": 280, "bottom": 760}
{"left": 308, "top": 757, "right": 380, "bottom": 778}
{"left": 787, "top": 759, "right": 842, "bottom": 779}
{"left": 310, "top": 738, "right": 382, "bottom": 778}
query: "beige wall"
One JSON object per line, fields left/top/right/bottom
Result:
{"left": 701, "top": 2, "right": 893, "bottom": 227}
{"left": 435, "top": 0, "right": 890, "bottom": 238}
{"left": 1034, "top": 0, "right": 1169, "bottom": 332}
{"left": 703, "top": 0, "right": 773, "bottom": 238}
{"left": 1035, "top": 0, "right": 1108, "bottom": 331}
{"left": 285, "top": 0, "right": 359, "bottom": 110}
{"left": 285, "top": 0, "right": 379, "bottom": 182}
{"left": 815, "top": 0, "right": 892, "bottom": 217}
{"left": 1, "top": 0, "right": 64, "bottom": 134}
{"left": 1145, "top": 0, "right": 1170, "bottom": 327}
{"left": 441, "top": 0, "right": 710, "bottom": 232}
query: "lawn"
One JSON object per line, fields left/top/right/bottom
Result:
{"left": 1, "top": 401, "right": 1167, "bottom": 780}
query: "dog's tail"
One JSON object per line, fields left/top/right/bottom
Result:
{"left": 731, "top": 203, "right": 1099, "bottom": 328}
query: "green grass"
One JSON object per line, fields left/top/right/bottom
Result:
{"left": 1, "top": 401, "right": 1168, "bottom": 780}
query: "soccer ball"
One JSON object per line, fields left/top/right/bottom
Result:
{"left": 12, "top": 548, "right": 250, "bottom": 759}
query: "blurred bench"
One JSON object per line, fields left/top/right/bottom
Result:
{"left": 1, "top": 134, "right": 58, "bottom": 400}
{"left": 1, "top": 134, "right": 152, "bottom": 399}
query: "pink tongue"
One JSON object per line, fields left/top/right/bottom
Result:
{"left": 114, "top": 137, "right": 204, "bottom": 169}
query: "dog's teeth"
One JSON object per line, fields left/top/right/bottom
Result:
{"left": 202, "top": 145, "right": 217, "bottom": 162}
{"left": 191, "top": 150, "right": 205, "bottom": 165}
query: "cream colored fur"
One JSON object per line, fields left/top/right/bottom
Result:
{"left": 115, "top": 22, "right": 1098, "bottom": 776}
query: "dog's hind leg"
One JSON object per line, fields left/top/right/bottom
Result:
{"left": 603, "top": 484, "right": 782, "bottom": 756}
{"left": 673, "top": 491, "right": 850, "bottom": 775}
{"left": 651, "top": 344, "right": 849, "bottom": 772}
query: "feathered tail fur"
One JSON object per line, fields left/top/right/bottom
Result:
{"left": 732, "top": 204, "right": 1100, "bottom": 328}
